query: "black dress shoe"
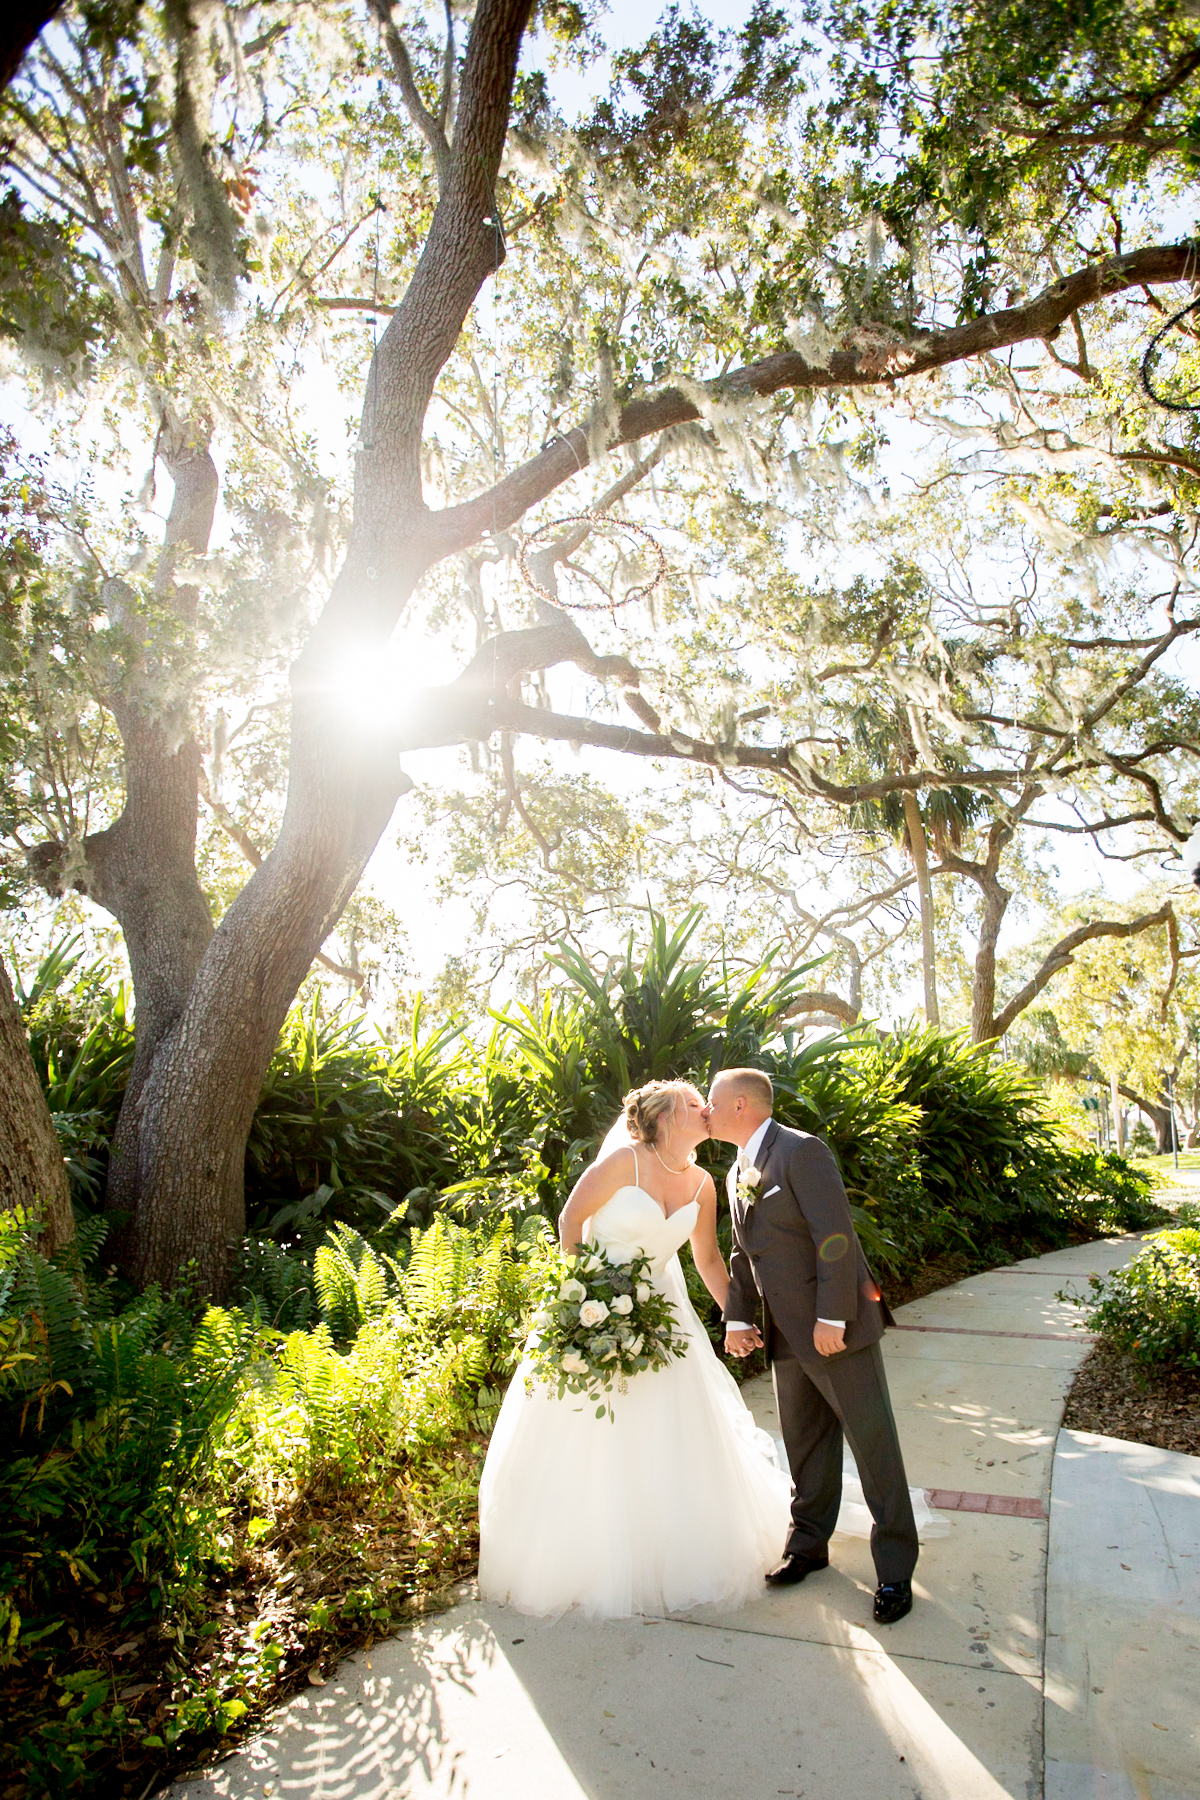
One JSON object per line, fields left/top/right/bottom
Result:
{"left": 873, "top": 1579, "right": 913, "bottom": 1623}
{"left": 765, "top": 1551, "right": 830, "bottom": 1587}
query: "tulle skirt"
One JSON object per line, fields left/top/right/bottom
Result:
{"left": 478, "top": 1254, "right": 792, "bottom": 1619}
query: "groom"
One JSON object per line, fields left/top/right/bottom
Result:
{"left": 705, "top": 1068, "right": 918, "bottom": 1624}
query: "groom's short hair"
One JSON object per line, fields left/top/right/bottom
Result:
{"left": 718, "top": 1068, "right": 773, "bottom": 1111}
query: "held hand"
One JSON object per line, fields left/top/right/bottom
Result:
{"left": 724, "top": 1327, "right": 762, "bottom": 1358}
{"left": 813, "top": 1321, "right": 846, "bottom": 1358}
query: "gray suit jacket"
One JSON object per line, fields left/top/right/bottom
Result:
{"left": 723, "top": 1119, "right": 889, "bottom": 1367}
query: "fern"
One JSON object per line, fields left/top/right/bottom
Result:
{"left": 234, "top": 1237, "right": 316, "bottom": 1332}
{"left": 313, "top": 1223, "right": 397, "bottom": 1345}
{"left": 4, "top": 1239, "right": 92, "bottom": 1400}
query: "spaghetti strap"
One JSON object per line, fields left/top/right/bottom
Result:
{"left": 691, "top": 1169, "right": 706, "bottom": 1203}
{"left": 631, "top": 1146, "right": 638, "bottom": 1185}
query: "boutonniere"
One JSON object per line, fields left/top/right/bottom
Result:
{"left": 737, "top": 1164, "right": 762, "bottom": 1207}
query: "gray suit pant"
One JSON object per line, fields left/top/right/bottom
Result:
{"left": 770, "top": 1325, "right": 919, "bottom": 1585}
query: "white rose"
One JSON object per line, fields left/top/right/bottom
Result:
{"left": 578, "top": 1298, "right": 609, "bottom": 1328}
{"left": 532, "top": 1308, "right": 552, "bottom": 1327}
{"left": 561, "top": 1352, "right": 588, "bottom": 1374}
{"left": 743, "top": 1165, "right": 762, "bottom": 1188}
{"left": 629, "top": 1334, "right": 644, "bottom": 1354}
{"left": 579, "top": 1253, "right": 602, "bottom": 1273}
{"left": 559, "top": 1279, "right": 586, "bottom": 1303}
{"left": 611, "top": 1293, "right": 634, "bottom": 1315}
{"left": 635, "top": 1283, "right": 651, "bottom": 1305}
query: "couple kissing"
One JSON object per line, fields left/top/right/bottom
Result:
{"left": 478, "top": 1068, "right": 926, "bottom": 1625}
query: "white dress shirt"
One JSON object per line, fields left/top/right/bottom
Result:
{"left": 726, "top": 1117, "right": 846, "bottom": 1332}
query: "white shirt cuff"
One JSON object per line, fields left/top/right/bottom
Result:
{"left": 729, "top": 1318, "right": 844, "bottom": 1330}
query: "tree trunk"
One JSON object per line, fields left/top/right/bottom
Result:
{"left": 970, "top": 870, "right": 1011, "bottom": 1043}
{"left": 902, "top": 789, "right": 939, "bottom": 1027}
{"left": 126, "top": 700, "right": 408, "bottom": 1292}
{"left": 1109, "top": 1070, "right": 1125, "bottom": 1153}
{"left": 120, "top": 0, "right": 534, "bottom": 1296}
{"left": 0, "top": 956, "right": 74, "bottom": 1256}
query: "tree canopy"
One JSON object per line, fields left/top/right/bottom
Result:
{"left": 2, "top": 0, "right": 1199, "bottom": 1291}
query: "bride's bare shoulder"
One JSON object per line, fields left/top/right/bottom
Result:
{"left": 591, "top": 1143, "right": 638, "bottom": 1184}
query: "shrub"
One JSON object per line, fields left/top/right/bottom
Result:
{"left": 1065, "top": 1226, "right": 1200, "bottom": 1373}
{"left": 244, "top": 998, "right": 468, "bottom": 1242}
{"left": 0, "top": 1208, "right": 543, "bottom": 1797}
{"left": 1053, "top": 1149, "right": 1159, "bottom": 1236}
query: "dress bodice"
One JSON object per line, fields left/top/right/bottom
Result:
{"left": 587, "top": 1186, "right": 699, "bottom": 1281}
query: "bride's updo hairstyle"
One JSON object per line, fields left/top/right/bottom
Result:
{"left": 622, "top": 1079, "right": 694, "bottom": 1146}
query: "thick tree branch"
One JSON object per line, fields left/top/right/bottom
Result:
{"left": 398, "top": 691, "right": 1071, "bottom": 806}
{"left": 452, "top": 619, "right": 639, "bottom": 696}
{"left": 198, "top": 774, "right": 368, "bottom": 995}
{"left": 337, "top": 0, "right": 533, "bottom": 549}
{"left": 426, "top": 242, "right": 1200, "bottom": 556}
{"left": 991, "top": 903, "right": 1174, "bottom": 1040}
{"left": 1117, "top": 446, "right": 1200, "bottom": 482}
{"left": 780, "top": 990, "right": 860, "bottom": 1027}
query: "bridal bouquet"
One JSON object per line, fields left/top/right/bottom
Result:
{"left": 524, "top": 1246, "right": 688, "bottom": 1417}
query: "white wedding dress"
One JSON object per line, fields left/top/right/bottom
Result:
{"left": 478, "top": 1176, "right": 792, "bottom": 1619}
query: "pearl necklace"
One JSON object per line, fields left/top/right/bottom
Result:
{"left": 651, "top": 1142, "right": 696, "bottom": 1176}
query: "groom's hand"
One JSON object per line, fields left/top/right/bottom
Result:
{"left": 725, "top": 1327, "right": 762, "bottom": 1357}
{"left": 813, "top": 1321, "right": 846, "bottom": 1357}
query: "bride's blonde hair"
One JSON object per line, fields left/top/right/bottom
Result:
{"left": 622, "top": 1079, "right": 695, "bottom": 1146}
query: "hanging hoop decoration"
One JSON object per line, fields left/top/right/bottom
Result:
{"left": 1140, "top": 293, "right": 1200, "bottom": 414}
{"left": 518, "top": 513, "right": 667, "bottom": 618}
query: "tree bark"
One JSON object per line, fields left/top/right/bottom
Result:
{"left": 902, "top": 790, "right": 940, "bottom": 1027}
{"left": 0, "top": 956, "right": 74, "bottom": 1256}
{"left": 943, "top": 816, "right": 1016, "bottom": 1044}
{"left": 970, "top": 871, "right": 1011, "bottom": 1043}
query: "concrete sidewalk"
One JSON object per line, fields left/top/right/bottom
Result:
{"left": 171, "top": 1233, "right": 1166, "bottom": 1800}
{"left": 1045, "top": 1431, "right": 1200, "bottom": 1800}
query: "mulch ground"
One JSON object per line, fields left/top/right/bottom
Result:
{"left": 1062, "top": 1338, "right": 1200, "bottom": 1458}
{"left": 881, "top": 1254, "right": 975, "bottom": 1310}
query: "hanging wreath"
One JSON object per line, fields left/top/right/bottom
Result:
{"left": 1140, "top": 293, "right": 1200, "bottom": 415}
{"left": 518, "top": 513, "right": 667, "bottom": 617}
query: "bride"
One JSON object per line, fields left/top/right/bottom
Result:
{"left": 478, "top": 1078, "right": 792, "bottom": 1619}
